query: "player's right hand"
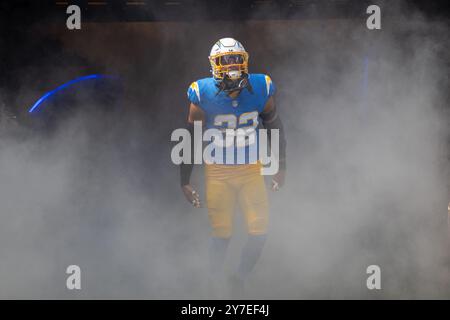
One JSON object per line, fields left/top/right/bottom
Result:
{"left": 182, "top": 184, "right": 202, "bottom": 208}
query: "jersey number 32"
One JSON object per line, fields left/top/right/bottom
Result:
{"left": 213, "top": 111, "right": 258, "bottom": 147}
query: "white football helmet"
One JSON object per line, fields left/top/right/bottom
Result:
{"left": 209, "top": 38, "right": 249, "bottom": 80}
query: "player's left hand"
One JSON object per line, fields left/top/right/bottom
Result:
{"left": 271, "top": 169, "right": 285, "bottom": 191}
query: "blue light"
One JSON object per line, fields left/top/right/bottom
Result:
{"left": 28, "top": 74, "right": 105, "bottom": 113}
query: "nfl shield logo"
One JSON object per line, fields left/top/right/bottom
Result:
{"left": 232, "top": 100, "right": 238, "bottom": 108}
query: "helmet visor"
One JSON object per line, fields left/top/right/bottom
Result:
{"left": 217, "top": 54, "right": 245, "bottom": 66}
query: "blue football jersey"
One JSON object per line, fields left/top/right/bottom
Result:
{"left": 187, "top": 74, "right": 275, "bottom": 165}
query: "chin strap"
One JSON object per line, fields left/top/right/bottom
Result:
{"left": 215, "top": 72, "right": 253, "bottom": 96}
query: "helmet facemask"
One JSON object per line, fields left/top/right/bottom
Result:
{"left": 210, "top": 51, "right": 251, "bottom": 94}
{"left": 209, "top": 52, "right": 249, "bottom": 80}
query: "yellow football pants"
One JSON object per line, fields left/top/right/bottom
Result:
{"left": 205, "top": 162, "right": 269, "bottom": 238}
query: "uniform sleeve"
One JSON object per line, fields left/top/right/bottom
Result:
{"left": 264, "top": 75, "right": 276, "bottom": 98}
{"left": 187, "top": 81, "right": 201, "bottom": 105}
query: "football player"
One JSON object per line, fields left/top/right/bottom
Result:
{"left": 180, "top": 38, "right": 287, "bottom": 296}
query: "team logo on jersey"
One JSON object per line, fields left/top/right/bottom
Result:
{"left": 232, "top": 100, "right": 238, "bottom": 108}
